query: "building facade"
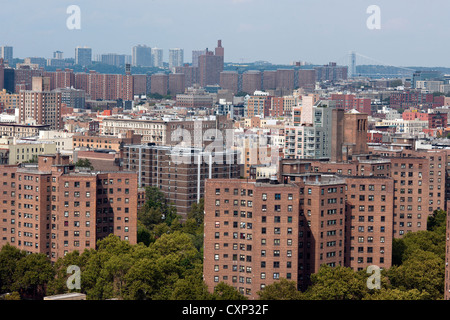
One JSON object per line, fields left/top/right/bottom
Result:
{"left": 0, "top": 153, "right": 138, "bottom": 262}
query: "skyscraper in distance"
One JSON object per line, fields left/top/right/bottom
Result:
{"left": 169, "top": 48, "right": 184, "bottom": 70}
{"left": 132, "top": 45, "right": 152, "bottom": 67}
{"left": 75, "top": 46, "right": 92, "bottom": 67}
{"left": 1, "top": 46, "right": 13, "bottom": 65}
{"left": 192, "top": 49, "right": 206, "bottom": 67}
{"left": 151, "top": 47, "right": 163, "bottom": 67}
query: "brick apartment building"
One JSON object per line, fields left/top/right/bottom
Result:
{"left": 204, "top": 170, "right": 395, "bottom": 299}
{"left": 330, "top": 94, "right": 372, "bottom": 115}
{"left": 0, "top": 153, "right": 138, "bottom": 262}
{"left": 204, "top": 178, "right": 302, "bottom": 298}
{"left": 74, "top": 71, "right": 134, "bottom": 101}
{"left": 204, "top": 144, "right": 449, "bottom": 299}
{"left": 19, "top": 81, "right": 63, "bottom": 130}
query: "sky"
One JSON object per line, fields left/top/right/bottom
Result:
{"left": 1, "top": 0, "right": 449, "bottom": 67}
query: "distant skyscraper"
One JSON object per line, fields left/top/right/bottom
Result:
{"left": 132, "top": 45, "right": 152, "bottom": 67}
{"left": 75, "top": 46, "right": 92, "bottom": 66}
{"left": 101, "top": 53, "right": 125, "bottom": 67}
{"left": 192, "top": 49, "right": 206, "bottom": 67}
{"left": 151, "top": 48, "right": 163, "bottom": 67}
{"left": 53, "top": 51, "right": 64, "bottom": 60}
{"left": 169, "top": 48, "right": 184, "bottom": 70}
{"left": 1, "top": 46, "right": 13, "bottom": 65}
{"left": 349, "top": 51, "right": 356, "bottom": 78}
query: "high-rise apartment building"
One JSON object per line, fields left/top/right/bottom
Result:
{"left": 262, "top": 71, "right": 277, "bottom": 91}
{"left": 298, "top": 69, "right": 316, "bottom": 90}
{"left": 242, "top": 71, "right": 262, "bottom": 94}
{"left": 75, "top": 46, "right": 92, "bottom": 67}
{"left": 132, "top": 45, "right": 152, "bottom": 67}
{"left": 151, "top": 48, "right": 163, "bottom": 67}
{"left": 244, "top": 94, "right": 272, "bottom": 118}
{"left": 53, "top": 51, "right": 63, "bottom": 60}
{"left": 199, "top": 41, "right": 224, "bottom": 87}
{"left": 276, "top": 69, "right": 295, "bottom": 91}
{"left": 168, "top": 73, "right": 186, "bottom": 95}
{"left": 0, "top": 153, "right": 138, "bottom": 262}
{"left": 192, "top": 50, "right": 206, "bottom": 67}
{"left": 284, "top": 97, "right": 334, "bottom": 159}
{"left": 123, "top": 144, "right": 240, "bottom": 218}
{"left": 314, "top": 62, "right": 348, "bottom": 82}
{"left": 174, "top": 64, "right": 199, "bottom": 88}
{"left": 0, "top": 59, "right": 14, "bottom": 93}
{"left": 150, "top": 73, "right": 169, "bottom": 96}
{"left": 43, "top": 68, "right": 75, "bottom": 90}
{"left": 100, "top": 53, "right": 125, "bottom": 67}
{"left": 331, "top": 94, "right": 372, "bottom": 115}
{"left": 19, "top": 77, "right": 62, "bottom": 130}
{"left": 220, "top": 71, "right": 239, "bottom": 94}
{"left": 74, "top": 71, "right": 133, "bottom": 101}
{"left": 169, "top": 48, "right": 184, "bottom": 70}
{"left": 1, "top": 46, "right": 13, "bottom": 65}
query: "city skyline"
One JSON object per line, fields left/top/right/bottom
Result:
{"left": 1, "top": 0, "right": 450, "bottom": 67}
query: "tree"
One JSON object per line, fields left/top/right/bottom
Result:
{"left": 257, "top": 278, "right": 303, "bottom": 300}
{"left": 211, "top": 282, "right": 247, "bottom": 300}
{"left": 74, "top": 158, "right": 94, "bottom": 170}
{"left": 387, "top": 249, "right": 444, "bottom": 299}
{"left": 303, "top": 265, "right": 369, "bottom": 300}
{"left": 0, "top": 244, "right": 26, "bottom": 294}
{"left": 11, "top": 253, "right": 55, "bottom": 300}
{"left": 170, "top": 266, "right": 211, "bottom": 300}
{"left": 364, "top": 288, "right": 431, "bottom": 300}
{"left": 427, "top": 209, "right": 447, "bottom": 233}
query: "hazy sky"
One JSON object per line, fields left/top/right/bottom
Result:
{"left": 1, "top": 0, "right": 449, "bottom": 67}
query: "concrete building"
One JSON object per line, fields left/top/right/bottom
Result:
{"left": 168, "top": 48, "right": 184, "bottom": 70}
{"left": 0, "top": 46, "right": 13, "bottom": 65}
{"left": 123, "top": 144, "right": 240, "bottom": 218}
{"left": 132, "top": 45, "right": 152, "bottom": 67}
{"left": 75, "top": 46, "right": 92, "bottom": 67}
{"left": 151, "top": 48, "right": 163, "bottom": 68}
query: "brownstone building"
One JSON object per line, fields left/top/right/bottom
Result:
{"left": 0, "top": 153, "right": 138, "bottom": 262}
